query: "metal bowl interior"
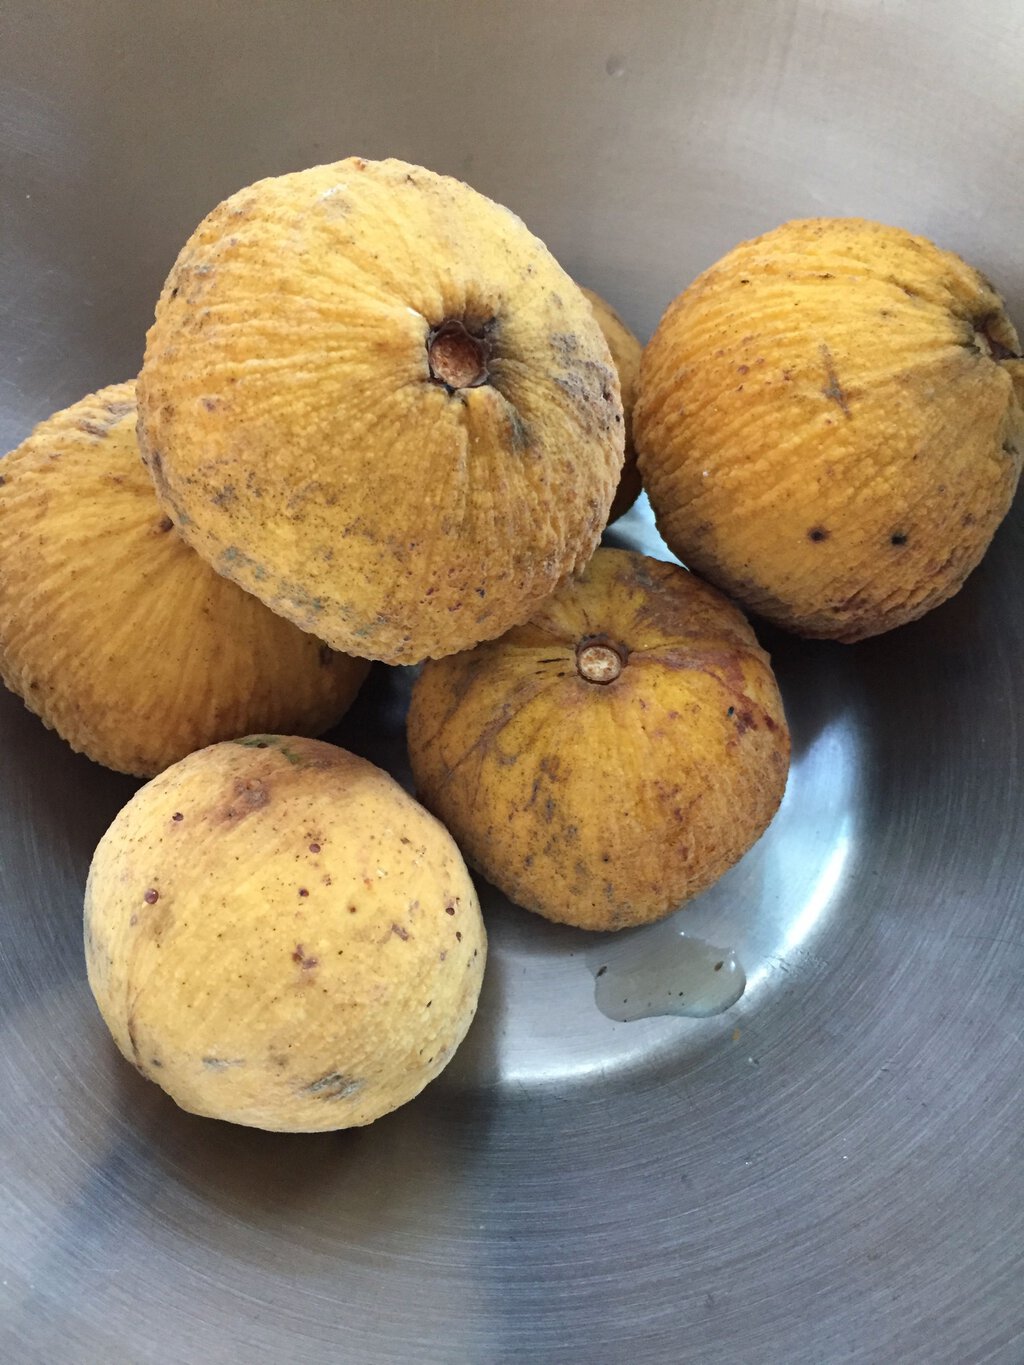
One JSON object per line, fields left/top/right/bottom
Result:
{"left": 1, "top": 3, "right": 1022, "bottom": 1361}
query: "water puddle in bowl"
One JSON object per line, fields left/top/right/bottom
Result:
{"left": 591, "top": 928, "right": 745, "bottom": 1022}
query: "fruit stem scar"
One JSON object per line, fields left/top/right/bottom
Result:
{"left": 576, "top": 637, "right": 627, "bottom": 684}
{"left": 971, "top": 314, "right": 1021, "bottom": 363}
{"left": 427, "top": 320, "right": 491, "bottom": 392}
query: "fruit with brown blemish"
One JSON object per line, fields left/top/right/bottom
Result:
{"left": 579, "top": 285, "right": 643, "bottom": 522}
{"left": 634, "top": 217, "right": 1024, "bottom": 640}
{"left": 137, "top": 157, "right": 624, "bottom": 664}
{"left": 407, "top": 548, "right": 789, "bottom": 931}
{"left": 84, "top": 736, "right": 486, "bottom": 1131}
{"left": 0, "top": 383, "right": 369, "bottom": 776}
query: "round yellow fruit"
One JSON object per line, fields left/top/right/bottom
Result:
{"left": 635, "top": 217, "right": 1024, "bottom": 640}
{"left": 138, "top": 157, "right": 624, "bottom": 665}
{"left": 407, "top": 548, "right": 789, "bottom": 931}
{"left": 0, "top": 383, "right": 368, "bottom": 776}
{"left": 579, "top": 285, "right": 642, "bottom": 521}
{"left": 84, "top": 736, "right": 486, "bottom": 1131}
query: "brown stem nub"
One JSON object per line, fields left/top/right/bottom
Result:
{"left": 427, "top": 320, "right": 490, "bottom": 392}
{"left": 576, "top": 638, "right": 626, "bottom": 684}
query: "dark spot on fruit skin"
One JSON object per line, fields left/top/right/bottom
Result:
{"left": 456, "top": 931, "right": 463, "bottom": 942}
{"left": 298, "top": 887, "right": 309, "bottom": 898}
{"left": 348, "top": 905, "right": 357, "bottom": 914}
{"left": 391, "top": 923, "right": 411, "bottom": 941}
{"left": 445, "top": 904, "right": 456, "bottom": 916}
{"left": 891, "top": 532, "right": 908, "bottom": 546}
{"left": 143, "top": 889, "right": 159, "bottom": 905}
{"left": 292, "top": 944, "right": 318, "bottom": 969}
{"left": 156, "top": 516, "right": 174, "bottom": 533}
{"left": 172, "top": 812, "right": 183, "bottom": 822}
{"left": 808, "top": 527, "right": 829, "bottom": 542}
{"left": 309, "top": 842, "right": 320, "bottom": 853}
{"left": 962, "top": 512, "right": 975, "bottom": 528}
{"left": 505, "top": 406, "right": 531, "bottom": 453}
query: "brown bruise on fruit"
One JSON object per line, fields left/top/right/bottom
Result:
{"left": 137, "top": 158, "right": 625, "bottom": 664}
{"left": 579, "top": 285, "right": 644, "bottom": 522}
{"left": 407, "top": 549, "right": 790, "bottom": 931}
{"left": 0, "top": 384, "right": 370, "bottom": 775}
{"left": 83, "top": 737, "right": 487, "bottom": 1131}
{"left": 634, "top": 217, "right": 1024, "bottom": 641}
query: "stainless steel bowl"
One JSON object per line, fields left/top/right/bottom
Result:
{"left": 2, "top": 3, "right": 1022, "bottom": 1360}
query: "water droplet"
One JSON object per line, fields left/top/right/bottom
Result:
{"left": 591, "top": 926, "right": 745, "bottom": 1022}
{"left": 605, "top": 54, "right": 626, "bottom": 77}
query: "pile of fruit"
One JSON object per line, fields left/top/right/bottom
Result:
{"left": 2, "top": 158, "right": 1020, "bottom": 1132}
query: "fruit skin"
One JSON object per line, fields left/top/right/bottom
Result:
{"left": 634, "top": 217, "right": 1024, "bottom": 641}
{"left": 84, "top": 736, "right": 486, "bottom": 1131}
{"left": 407, "top": 548, "right": 789, "bottom": 931}
{"left": 579, "top": 286, "right": 642, "bottom": 522}
{"left": 0, "top": 384, "right": 369, "bottom": 776}
{"left": 138, "top": 157, "right": 624, "bottom": 665}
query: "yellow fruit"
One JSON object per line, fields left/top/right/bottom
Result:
{"left": 635, "top": 218, "right": 1024, "bottom": 640}
{"left": 0, "top": 383, "right": 368, "bottom": 776}
{"left": 580, "top": 285, "right": 642, "bottom": 521}
{"left": 138, "top": 157, "right": 624, "bottom": 665}
{"left": 407, "top": 548, "right": 789, "bottom": 931}
{"left": 84, "top": 736, "right": 486, "bottom": 1131}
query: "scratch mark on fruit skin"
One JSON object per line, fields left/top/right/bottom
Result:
{"left": 126, "top": 1011, "right": 142, "bottom": 1065}
{"left": 304, "top": 1072, "right": 363, "bottom": 1100}
{"left": 820, "top": 343, "right": 850, "bottom": 416}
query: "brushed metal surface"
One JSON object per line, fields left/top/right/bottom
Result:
{"left": 2, "top": 2, "right": 1023, "bottom": 1361}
